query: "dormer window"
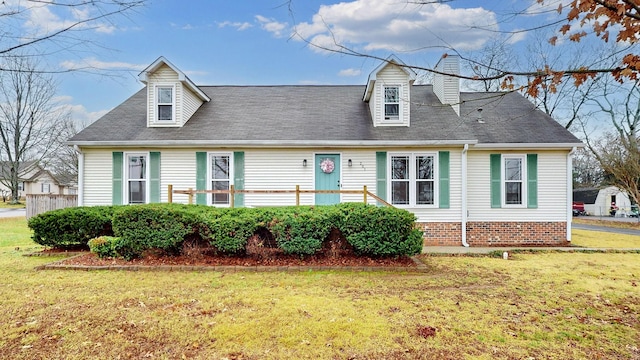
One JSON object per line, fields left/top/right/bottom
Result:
{"left": 384, "top": 86, "right": 400, "bottom": 121}
{"left": 156, "top": 86, "right": 174, "bottom": 122}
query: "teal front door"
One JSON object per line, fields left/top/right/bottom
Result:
{"left": 315, "top": 154, "right": 341, "bottom": 205}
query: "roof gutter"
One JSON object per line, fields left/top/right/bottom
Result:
{"left": 68, "top": 139, "right": 480, "bottom": 148}
{"left": 566, "top": 146, "right": 577, "bottom": 243}
{"left": 472, "top": 143, "right": 584, "bottom": 150}
{"left": 461, "top": 143, "right": 470, "bottom": 247}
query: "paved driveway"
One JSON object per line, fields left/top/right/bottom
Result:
{"left": 572, "top": 222, "right": 640, "bottom": 236}
{"left": 0, "top": 208, "right": 26, "bottom": 218}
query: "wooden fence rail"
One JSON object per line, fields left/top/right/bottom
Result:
{"left": 168, "top": 184, "right": 393, "bottom": 208}
{"left": 26, "top": 194, "right": 77, "bottom": 219}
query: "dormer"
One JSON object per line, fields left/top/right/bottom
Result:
{"left": 138, "top": 57, "right": 210, "bottom": 128}
{"left": 363, "top": 56, "right": 416, "bottom": 127}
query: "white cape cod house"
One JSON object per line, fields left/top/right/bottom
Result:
{"left": 69, "top": 55, "right": 582, "bottom": 247}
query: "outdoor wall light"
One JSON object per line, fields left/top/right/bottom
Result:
{"left": 303, "top": 159, "right": 307, "bottom": 167}
{"left": 348, "top": 159, "right": 353, "bottom": 167}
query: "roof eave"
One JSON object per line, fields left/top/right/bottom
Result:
{"left": 68, "top": 139, "right": 479, "bottom": 148}
{"left": 472, "top": 142, "right": 584, "bottom": 150}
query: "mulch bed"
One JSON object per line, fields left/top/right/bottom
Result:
{"left": 54, "top": 251, "right": 417, "bottom": 268}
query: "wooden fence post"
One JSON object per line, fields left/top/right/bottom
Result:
{"left": 296, "top": 185, "right": 300, "bottom": 206}
{"left": 230, "top": 185, "right": 235, "bottom": 208}
{"left": 363, "top": 185, "right": 367, "bottom": 204}
{"left": 168, "top": 184, "right": 173, "bottom": 203}
{"left": 188, "top": 187, "right": 193, "bottom": 205}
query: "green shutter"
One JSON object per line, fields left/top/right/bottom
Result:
{"left": 527, "top": 153, "right": 538, "bottom": 208}
{"left": 439, "top": 151, "right": 450, "bottom": 208}
{"left": 490, "top": 154, "right": 501, "bottom": 208}
{"left": 112, "top": 152, "right": 123, "bottom": 205}
{"left": 233, "top": 151, "right": 245, "bottom": 207}
{"left": 149, "top": 152, "right": 161, "bottom": 203}
{"left": 376, "top": 152, "right": 387, "bottom": 204}
{"left": 196, "top": 152, "right": 207, "bottom": 205}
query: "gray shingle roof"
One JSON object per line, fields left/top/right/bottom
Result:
{"left": 70, "top": 85, "right": 581, "bottom": 146}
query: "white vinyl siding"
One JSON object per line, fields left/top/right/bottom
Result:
{"left": 244, "top": 150, "right": 315, "bottom": 206}
{"left": 467, "top": 150, "right": 568, "bottom": 222}
{"left": 159, "top": 149, "right": 197, "bottom": 203}
{"left": 340, "top": 151, "right": 377, "bottom": 205}
{"left": 182, "top": 86, "right": 203, "bottom": 126}
{"left": 146, "top": 64, "right": 182, "bottom": 127}
{"left": 83, "top": 149, "right": 113, "bottom": 205}
{"left": 369, "top": 64, "right": 411, "bottom": 127}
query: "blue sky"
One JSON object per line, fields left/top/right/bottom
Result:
{"left": 7, "top": 0, "right": 569, "bottom": 125}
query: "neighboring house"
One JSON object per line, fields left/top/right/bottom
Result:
{"left": 0, "top": 161, "right": 76, "bottom": 197}
{"left": 573, "top": 186, "right": 632, "bottom": 216}
{"left": 68, "top": 55, "right": 583, "bottom": 247}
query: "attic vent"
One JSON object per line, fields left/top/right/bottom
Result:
{"left": 476, "top": 108, "right": 485, "bottom": 124}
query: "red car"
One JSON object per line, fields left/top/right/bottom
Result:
{"left": 572, "top": 201, "right": 586, "bottom": 216}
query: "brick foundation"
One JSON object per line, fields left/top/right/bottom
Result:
{"left": 418, "top": 221, "right": 569, "bottom": 247}
{"left": 417, "top": 222, "right": 463, "bottom": 246}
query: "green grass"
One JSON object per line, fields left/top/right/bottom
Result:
{"left": 0, "top": 201, "right": 25, "bottom": 209}
{"left": 0, "top": 218, "right": 638, "bottom": 359}
{"left": 572, "top": 228, "right": 640, "bottom": 248}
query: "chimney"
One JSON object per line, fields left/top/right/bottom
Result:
{"left": 433, "top": 54, "right": 460, "bottom": 116}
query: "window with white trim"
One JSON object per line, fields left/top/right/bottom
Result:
{"left": 210, "top": 153, "right": 232, "bottom": 206}
{"left": 41, "top": 183, "right": 51, "bottom": 193}
{"left": 390, "top": 153, "right": 436, "bottom": 206}
{"left": 384, "top": 86, "right": 400, "bottom": 121}
{"left": 503, "top": 155, "right": 525, "bottom": 206}
{"left": 126, "top": 153, "right": 148, "bottom": 204}
{"left": 156, "top": 86, "right": 174, "bottom": 122}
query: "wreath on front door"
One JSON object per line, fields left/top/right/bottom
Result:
{"left": 320, "top": 158, "right": 335, "bottom": 174}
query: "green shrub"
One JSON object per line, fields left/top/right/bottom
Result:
{"left": 337, "top": 203, "right": 423, "bottom": 257}
{"left": 201, "top": 208, "right": 258, "bottom": 254}
{"left": 269, "top": 206, "right": 339, "bottom": 255}
{"left": 88, "top": 236, "right": 120, "bottom": 258}
{"left": 28, "top": 206, "right": 116, "bottom": 248}
{"left": 112, "top": 203, "right": 207, "bottom": 259}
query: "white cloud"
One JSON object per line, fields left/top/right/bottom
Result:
{"left": 22, "top": 2, "right": 121, "bottom": 36}
{"left": 338, "top": 68, "right": 361, "bottom": 77}
{"left": 218, "top": 21, "right": 253, "bottom": 31}
{"left": 255, "top": 15, "right": 288, "bottom": 38}
{"left": 52, "top": 96, "right": 108, "bottom": 125}
{"left": 292, "top": 0, "right": 499, "bottom": 53}
{"left": 59, "top": 58, "right": 147, "bottom": 71}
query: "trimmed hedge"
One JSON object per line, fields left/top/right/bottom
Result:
{"left": 337, "top": 203, "right": 424, "bottom": 257}
{"left": 112, "top": 203, "right": 210, "bottom": 259}
{"left": 28, "top": 206, "right": 116, "bottom": 248}
{"left": 200, "top": 208, "right": 257, "bottom": 254}
{"left": 29, "top": 202, "right": 423, "bottom": 259}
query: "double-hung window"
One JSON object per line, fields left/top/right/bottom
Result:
{"left": 156, "top": 86, "right": 174, "bottom": 122}
{"left": 210, "top": 153, "right": 231, "bottom": 206}
{"left": 127, "top": 154, "right": 147, "bottom": 204}
{"left": 384, "top": 86, "right": 400, "bottom": 121}
{"left": 390, "top": 153, "right": 436, "bottom": 206}
{"left": 504, "top": 156, "right": 523, "bottom": 205}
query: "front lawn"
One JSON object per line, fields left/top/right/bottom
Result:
{"left": 0, "top": 218, "right": 638, "bottom": 359}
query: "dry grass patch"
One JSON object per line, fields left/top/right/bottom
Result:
{"left": 0, "top": 218, "right": 638, "bottom": 359}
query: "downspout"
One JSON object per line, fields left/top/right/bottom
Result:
{"left": 461, "top": 144, "right": 470, "bottom": 247}
{"left": 74, "top": 145, "right": 84, "bottom": 207}
{"left": 566, "top": 147, "right": 577, "bottom": 243}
